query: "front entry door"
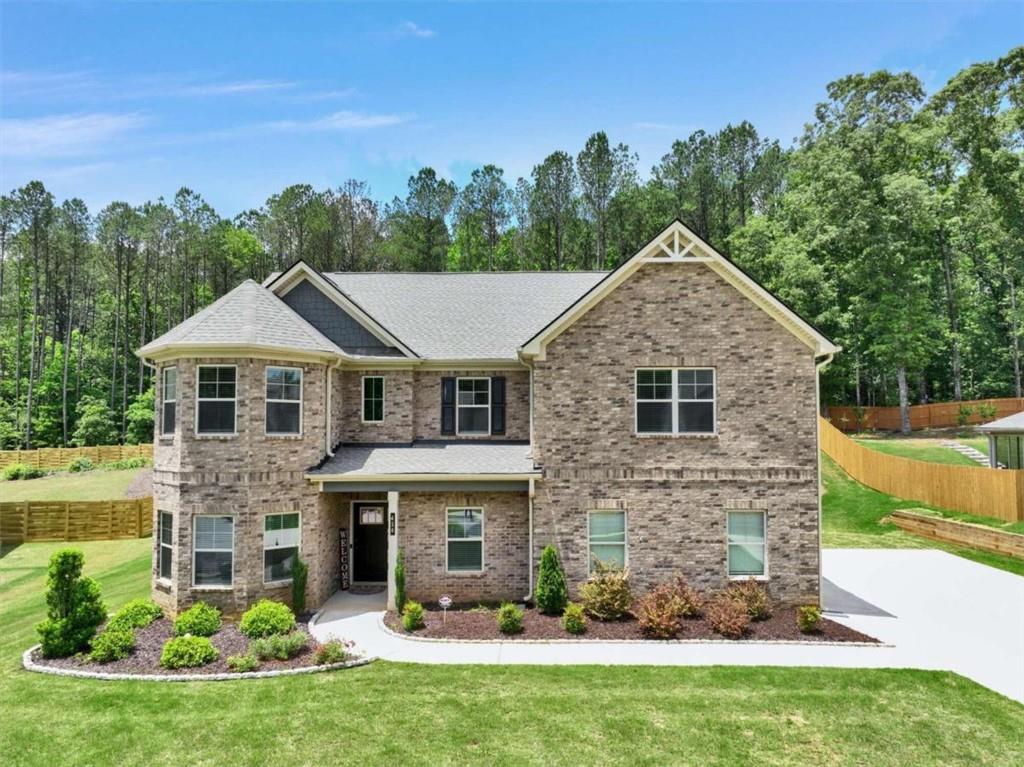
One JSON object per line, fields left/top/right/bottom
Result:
{"left": 352, "top": 503, "right": 388, "bottom": 582}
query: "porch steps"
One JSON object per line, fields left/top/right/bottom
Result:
{"left": 940, "top": 440, "right": 999, "bottom": 468}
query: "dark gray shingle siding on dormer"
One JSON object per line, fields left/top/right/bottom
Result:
{"left": 280, "top": 279, "right": 402, "bottom": 356}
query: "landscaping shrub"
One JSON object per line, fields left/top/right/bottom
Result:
{"left": 579, "top": 561, "right": 632, "bottom": 620}
{"left": 978, "top": 402, "right": 998, "bottom": 421}
{"left": 670, "top": 577, "right": 705, "bottom": 618}
{"left": 239, "top": 599, "right": 295, "bottom": 638}
{"left": 725, "top": 579, "right": 772, "bottom": 621}
{"left": 101, "top": 457, "right": 150, "bottom": 471}
{"left": 2, "top": 463, "right": 46, "bottom": 480}
{"left": 67, "top": 456, "right": 95, "bottom": 473}
{"left": 173, "top": 601, "right": 221, "bottom": 637}
{"left": 496, "top": 602, "right": 524, "bottom": 634}
{"left": 160, "top": 635, "right": 219, "bottom": 668}
{"left": 634, "top": 583, "right": 685, "bottom": 639}
{"left": 706, "top": 594, "right": 750, "bottom": 639}
{"left": 107, "top": 598, "right": 163, "bottom": 631}
{"left": 251, "top": 630, "right": 309, "bottom": 661}
{"left": 956, "top": 404, "right": 974, "bottom": 427}
{"left": 561, "top": 602, "right": 587, "bottom": 635}
{"left": 394, "top": 549, "right": 406, "bottom": 614}
{"left": 88, "top": 627, "right": 136, "bottom": 663}
{"left": 291, "top": 556, "right": 308, "bottom": 615}
{"left": 402, "top": 600, "right": 425, "bottom": 631}
{"left": 535, "top": 544, "right": 568, "bottom": 615}
{"left": 35, "top": 548, "right": 107, "bottom": 658}
{"left": 314, "top": 638, "right": 354, "bottom": 665}
{"left": 797, "top": 605, "right": 822, "bottom": 634}
{"left": 226, "top": 654, "right": 259, "bottom": 673}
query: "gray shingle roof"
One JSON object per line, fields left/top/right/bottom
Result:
{"left": 979, "top": 411, "right": 1024, "bottom": 433}
{"left": 325, "top": 272, "right": 607, "bottom": 360}
{"left": 310, "top": 441, "right": 539, "bottom": 476}
{"left": 139, "top": 280, "right": 341, "bottom": 357}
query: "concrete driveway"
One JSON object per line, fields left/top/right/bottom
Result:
{"left": 311, "top": 549, "right": 1024, "bottom": 703}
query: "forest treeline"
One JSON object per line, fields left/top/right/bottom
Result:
{"left": 0, "top": 46, "right": 1020, "bottom": 446}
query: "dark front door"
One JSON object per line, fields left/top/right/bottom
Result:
{"left": 352, "top": 502, "right": 388, "bottom": 582}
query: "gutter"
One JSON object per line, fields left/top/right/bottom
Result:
{"left": 325, "top": 358, "right": 342, "bottom": 457}
{"left": 523, "top": 477, "right": 535, "bottom": 603}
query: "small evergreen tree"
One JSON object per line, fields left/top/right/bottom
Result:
{"left": 535, "top": 544, "right": 568, "bottom": 614}
{"left": 291, "top": 556, "right": 308, "bottom": 615}
{"left": 394, "top": 549, "right": 407, "bottom": 613}
{"left": 124, "top": 387, "right": 155, "bottom": 444}
{"left": 35, "top": 548, "right": 107, "bottom": 657}
{"left": 71, "top": 395, "right": 118, "bottom": 446}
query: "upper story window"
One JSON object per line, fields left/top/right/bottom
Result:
{"left": 457, "top": 377, "right": 490, "bottom": 435}
{"left": 265, "top": 366, "right": 302, "bottom": 435}
{"left": 635, "top": 368, "right": 715, "bottom": 435}
{"left": 362, "top": 376, "right": 384, "bottom": 423}
{"left": 161, "top": 367, "right": 177, "bottom": 435}
{"left": 196, "top": 366, "right": 237, "bottom": 435}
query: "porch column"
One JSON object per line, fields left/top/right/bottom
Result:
{"left": 989, "top": 435, "right": 997, "bottom": 468}
{"left": 386, "top": 490, "right": 399, "bottom": 610}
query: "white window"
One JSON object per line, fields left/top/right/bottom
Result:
{"left": 266, "top": 366, "right": 302, "bottom": 435}
{"left": 196, "top": 365, "right": 236, "bottom": 435}
{"left": 362, "top": 376, "right": 384, "bottom": 423}
{"left": 588, "top": 511, "right": 627, "bottom": 571}
{"left": 446, "top": 508, "right": 483, "bottom": 572}
{"left": 635, "top": 368, "right": 715, "bottom": 435}
{"left": 456, "top": 377, "right": 490, "bottom": 435}
{"left": 264, "top": 512, "right": 300, "bottom": 583}
{"left": 161, "top": 367, "right": 177, "bottom": 435}
{"left": 727, "top": 511, "right": 766, "bottom": 578}
{"left": 193, "top": 515, "right": 234, "bottom": 586}
{"left": 158, "top": 511, "right": 173, "bottom": 581}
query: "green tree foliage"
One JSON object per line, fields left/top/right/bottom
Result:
{"left": 71, "top": 395, "right": 119, "bottom": 447}
{"left": 124, "top": 386, "right": 155, "bottom": 444}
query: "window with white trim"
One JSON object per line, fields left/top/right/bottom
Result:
{"left": 446, "top": 508, "right": 483, "bottom": 572}
{"left": 456, "top": 378, "right": 490, "bottom": 435}
{"left": 264, "top": 512, "right": 300, "bottom": 582}
{"left": 635, "top": 368, "right": 715, "bottom": 434}
{"left": 193, "top": 515, "right": 234, "bottom": 586}
{"left": 196, "top": 366, "right": 236, "bottom": 435}
{"left": 161, "top": 367, "right": 177, "bottom": 435}
{"left": 727, "top": 511, "right": 766, "bottom": 577}
{"left": 265, "top": 366, "right": 302, "bottom": 435}
{"left": 158, "top": 511, "right": 173, "bottom": 581}
{"left": 362, "top": 376, "right": 384, "bottom": 423}
{"left": 588, "top": 511, "right": 627, "bottom": 571}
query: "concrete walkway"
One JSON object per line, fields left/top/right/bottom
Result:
{"left": 310, "top": 549, "right": 1024, "bottom": 703}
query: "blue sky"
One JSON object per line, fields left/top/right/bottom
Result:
{"left": 1, "top": 1, "right": 1020, "bottom": 216}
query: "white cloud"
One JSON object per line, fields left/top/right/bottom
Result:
{"left": 397, "top": 21, "right": 436, "bottom": 39}
{"left": 265, "top": 110, "right": 408, "bottom": 132}
{"left": 0, "top": 112, "right": 149, "bottom": 157}
{"left": 175, "top": 79, "right": 296, "bottom": 96}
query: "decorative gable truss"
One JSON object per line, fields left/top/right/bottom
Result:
{"left": 518, "top": 219, "right": 840, "bottom": 361}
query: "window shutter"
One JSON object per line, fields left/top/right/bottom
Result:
{"left": 491, "top": 376, "right": 506, "bottom": 435}
{"left": 441, "top": 377, "right": 456, "bottom": 435}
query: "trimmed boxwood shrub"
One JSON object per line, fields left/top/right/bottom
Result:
{"left": 579, "top": 561, "right": 632, "bottom": 620}
{"left": 496, "top": 602, "right": 524, "bottom": 634}
{"left": 160, "top": 635, "right": 219, "bottom": 668}
{"left": 173, "top": 601, "right": 221, "bottom": 637}
{"left": 797, "top": 605, "right": 822, "bottom": 634}
{"left": 251, "top": 630, "right": 309, "bottom": 661}
{"left": 226, "top": 653, "right": 259, "bottom": 672}
{"left": 725, "top": 579, "right": 772, "bottom": 621}
{"left": 89, "top": 627, "right": 136, "bottom": 663}
{"left": 535, "top": 544, "right": 568, "bottom": 615}
{"left": 402, "top": 600, "right": 425, "bottom": 631}
{"left": 107, "top": 598, "right": 163, "bottom": 631}
{"left": 35, "top": 548, "right": 107, "bottom": 658}
{"left": 561, "top": 602, "right": 587, "bottom": 635}
{"left": 706, "top": 594, "right": 750, "bottom": 639}
{"left": 239, "top": 599, "right": 295, "bottom": 638}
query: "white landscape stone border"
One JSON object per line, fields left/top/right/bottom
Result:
{"left": 23, "top": 644, "right": 375, "bottom": 682}
{"left": 375, "top": 615, "right": 888, "bottom": 648}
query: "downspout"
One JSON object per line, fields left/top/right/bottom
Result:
{"left": 815, "top": 352, "right": 835, "bottom": 609}
{"left": 522, "top": 476, "right": 535, "bottom": 603}
{"left": 325, "top": 358, "right": 342, "bottom": 457}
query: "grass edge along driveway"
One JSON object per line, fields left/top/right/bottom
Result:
{"left": 1, "top": 539, "right": 1022, "bottom": 766}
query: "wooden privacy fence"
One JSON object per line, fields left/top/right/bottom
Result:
{"left": 828, "top": 397, "right": 1024, "bottom": 433}
{"left": 819, "top": 417, "right": 1024, "bottom": 522}
{"left": 0, "top": 497, "right": 153, "bottom": 544}
{"left": 0, "top": 444, "right": 153, "bottom": 470}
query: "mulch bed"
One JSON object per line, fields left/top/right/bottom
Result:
{"left": 30, "top": 618, "right": 321, "bottom": 675}
{"left": 384, "top": 606, "right": 878, "bottom": 643}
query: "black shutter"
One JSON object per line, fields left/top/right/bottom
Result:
{"left": 491, "top": 376, "right": 506, "bottom": 435}
{"left": 441, "top": 377, "right": 456, "bottom": 435}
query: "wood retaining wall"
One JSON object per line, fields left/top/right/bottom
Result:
{"left": 890, "top": 510, "right": 1024, "bottom": 559}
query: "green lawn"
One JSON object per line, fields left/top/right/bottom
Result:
{"left": 0, "top": 468, "right": 144, "bottom": 501}
{"left": 853, "top": 437, "right": 981, "bottom": 466}
{"left": 2, "top": 540, "right": 1022, "bottom": 765}
{"left": 960, "top": 436, "right": 991, "bottom": 456}
{"left": 821, "top": 455, "right": 1024, "bottom": 574}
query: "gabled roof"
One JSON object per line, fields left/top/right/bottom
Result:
{"left": 979, "top": 411, "right": 1024, "bottom": 434}
{"left": 137, "top": 279, "right": 342, "bottom": 361}
{"left": 519, "top": 219, "right": 840, "bottom": 360}
{"left": 308, "top": 441, "right": 539, "bottom": 479}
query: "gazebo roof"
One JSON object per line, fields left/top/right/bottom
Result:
{"left": 978, "top": 411, "right": 1024, "bottom": 434}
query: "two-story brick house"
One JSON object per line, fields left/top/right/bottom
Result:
{"left": 138, "top": 220, "right": 838, "bottom": 616}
